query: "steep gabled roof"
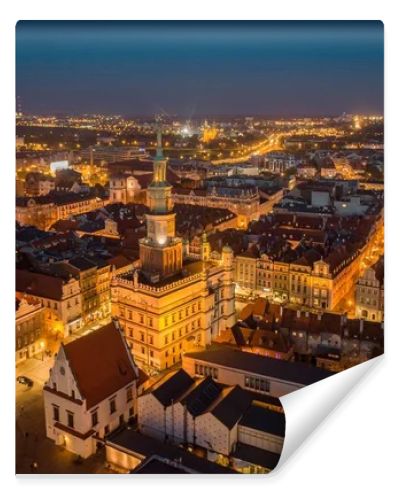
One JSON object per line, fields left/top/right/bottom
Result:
{"left": 207, "top": 385, "right": 253, "bottom": 430}
{"left": 149, "top": 369, "right": 194, "bottom": 407}
{"left": 179, "top": 376, "right": 222, "bottom": 417}
{"left": 62, "top": 322, "right": 138, "bottom": 408}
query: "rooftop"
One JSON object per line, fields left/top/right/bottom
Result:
{"left": 184, "top": 347, "right": 333, "bottom": 387}
{"left": 107, "top": 428, "right": 237, "bottom": 474}
{"left": 61, "top": 322, "right": 138, "bottom": 408}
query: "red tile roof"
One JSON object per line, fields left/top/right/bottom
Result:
{"left": 62, "top": 322, "right": 138, "bottom": 408}
{"left": 16, "top": 268, "right": 68, "bottom": 301}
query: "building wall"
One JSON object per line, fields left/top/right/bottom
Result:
{"left": 23, "top": 279, "right": 82, "bottom": 338}
{"left": 173, "top": 191, "right": 260, "bottom": 229}
{"left": 44, "top": 346, "right": 137, "bottom": 458}
{"left": 137, "top": 393, "right": 166, "bottom": 440}
{"left": 234, "top": 245, "right": 373, "bottom": 311}
{"left": 238, "top": 425, "right": 284, "bottom": 454}
{"left": 16, "top": 197, "right": 104, "bottom": 230}
{"left": 195, "top": 413, "right": 234, "bottom": 456}
{"left": 16, "top": 299, "right": 45, "bottom": 364}
{"left": 105, "top": 445, "right": 142, "bottom": 472}
{"left": 182, "top": 356, "right": 303, "bottom": 398}
{"left": 111, "top": 262, "right": 235, "bottom": 372}
{"left": 355, "top": 267, "right": 384, "bottom": 322}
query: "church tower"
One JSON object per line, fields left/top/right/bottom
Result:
{"left": 139, "top": 122, "right": 183, "bottom": 278}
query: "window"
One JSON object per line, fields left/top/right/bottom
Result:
{"left": 91, "top": 411, "right": 98, "bottom": 427}
{"left": 126, "top": 386, "right": 133, "bottom": 402}
{"left": 52, "top": 405, "right": 60, "bottom": 422}
{"left": 109, "top": 398, "right": 116, "bottom": 414}
{"left": 244, "top": 376, "right": 270, "bottom": 393}
{"left": 67, "top": 411, "right": 74, "bottom": 429}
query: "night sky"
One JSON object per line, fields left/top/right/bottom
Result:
{"left": 16, "top": 21, "right": 384, "bottom": 118}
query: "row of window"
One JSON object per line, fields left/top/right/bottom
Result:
{"left": 16, "top": 332, "right": 39, "bottom": 348}
{"left": 358, "top": 287, "right": 380, "bottom": 296}
{"left": 126, "top": 318, "right": 202, "bottom": 345}
{"left": 244, "top": 376, "right": 270, "bottom": 393}
{"left": 194, "top": 363, "right": 219, "bottom": 379}
{"left": 120, "top": 301, "right": 203, "bottom": 328}
{"left": 16, "top": 318, "right": 41, "bottom": 332}
{"left": 52, "top": 387, "right": 133, "bottom": 429}
{"left": 358, "top": 297, "right": 379, "bottom": 306}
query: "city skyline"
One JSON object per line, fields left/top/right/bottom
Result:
{"left": 15, "top": 20, "right": 384, "bottom": 475}
{"left": 16, "top": 21, "right": 383, "bottom": 117}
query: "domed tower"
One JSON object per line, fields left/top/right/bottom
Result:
{"left": 139, "top": 122, "right": 183, "bottom": 277}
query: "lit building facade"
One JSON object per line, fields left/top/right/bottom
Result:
{"left": 16, "top": 193, "right": 105, "bottom": 230}
{"left": 173, "top": 186, "right": 260, "bottom": 229}
{"left": 16, "top": 269, "right": 82, "bottom": 337}
{"left": 109, "top": 174, "right": 141, "bottom": 204}
{"left": 355, "top": 258, "right": 384, "bottom": 322}
{"left": 43, "top": 323, "right": 140, "bottom": 458}
{"left": 111, "top": 128, "right": 236, "bottom": 372}
{"left": 15, "top": 295, "right": 46, "bottom": 364}
{"left": 236, "top": 248, "right": 367, "bottom": 311}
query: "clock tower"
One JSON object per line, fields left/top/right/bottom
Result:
{"left": 139, "top": 123, "right": 183, "bottom": 278}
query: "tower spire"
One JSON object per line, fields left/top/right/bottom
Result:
{"left": 155, "top": 116, "right": 164, "bottom": 160}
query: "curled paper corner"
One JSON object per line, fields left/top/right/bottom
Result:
{"left": 271, "top": 355, "right": 383, "bottom": 474}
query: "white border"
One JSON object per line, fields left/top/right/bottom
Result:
{"left": 1, "top": 2, "right": 398, "bottom": 499}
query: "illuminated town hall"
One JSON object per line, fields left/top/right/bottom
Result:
{"left": 111, "top": 127, "right": 236, "bottom": 372}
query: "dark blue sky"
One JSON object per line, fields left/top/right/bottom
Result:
{"left": 16, "top": 21, "right": 383, "bottom": 117}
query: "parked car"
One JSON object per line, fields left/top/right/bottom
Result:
{"left": 16, "top": 376, "right": 34, "bottom": 388}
